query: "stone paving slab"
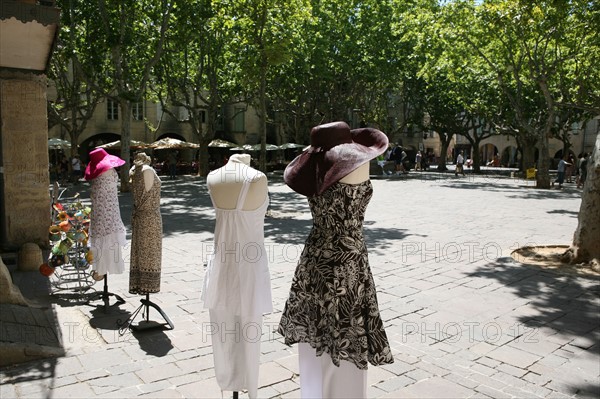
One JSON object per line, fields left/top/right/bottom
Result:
{"left": 1, "top": 173, "right": 599, "bottom": 398}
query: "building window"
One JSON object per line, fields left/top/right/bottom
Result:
{"left": 199, "top": 110, "right": 206, "bottom": 123}
{"left": 132, "top": 102, "right": 144, "bottom": 121}
{"left": 233, "top": 107, "right": 245, "bottom": 132}
{"left": 107, "top": 99, "right": 119, "bottom": 120}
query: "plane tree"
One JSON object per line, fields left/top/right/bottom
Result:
{"left": 94, "top": 0, "right": 174, "bottom": 191}
{"left": 151, "top": 0, "right": 245, "bottom": 176}
{"left": 48, "top": 0, "right": 107, "bottom": 157}
{"left": 456, "top": 0, "right": 598, "bottom": 188}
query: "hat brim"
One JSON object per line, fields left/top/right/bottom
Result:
{"left": 284, "top": 127, "right": 388, "bottom": 197}
{"left": 84, "top": 156, "right": 125, "bottom": 180}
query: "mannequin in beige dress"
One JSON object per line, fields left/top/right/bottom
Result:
{"left": 119, "top": 153, "right": 173, "bottom": 333}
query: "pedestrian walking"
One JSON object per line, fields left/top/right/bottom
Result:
{"left": 415, "top": 151, "right": 422, "bottom": 171}
{"left": 455, "top": 151, "right": 465, "bottom": 176}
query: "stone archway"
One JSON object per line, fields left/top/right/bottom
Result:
{"left": 80, "top": 133, "right": 121, "bottom": 163}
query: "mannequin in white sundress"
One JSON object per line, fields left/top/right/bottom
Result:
{"left": 201, "top": 153, "right": 273, "bottom": 399}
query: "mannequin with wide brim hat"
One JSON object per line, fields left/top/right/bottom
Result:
{"left": 84, "top": 148, "right": 127, "bottom": 312}
{"left": 278, "top": 121, "right": 394, "bottom": 399}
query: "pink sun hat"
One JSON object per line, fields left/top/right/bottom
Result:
{"left": 84, "top": 148, "right": 126, "bottom": 180}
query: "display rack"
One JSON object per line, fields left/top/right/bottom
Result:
{"left": 47, "top": 192, "right": 97, "bottom": 301}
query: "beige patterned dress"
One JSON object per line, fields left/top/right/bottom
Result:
{"left": 129, "top": 165, "right": 163, "bottom": 294}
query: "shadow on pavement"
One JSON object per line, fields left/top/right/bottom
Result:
{"left": 469, "top": 257, "right": 600, "bottom": 397}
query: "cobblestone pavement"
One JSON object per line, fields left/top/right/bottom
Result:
{"left": 1, "top": 171, "right": 599, "bottom": 398}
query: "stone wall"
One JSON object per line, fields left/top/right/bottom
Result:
{"left": 0, "top": 77, "right": 50, "bottom": 249}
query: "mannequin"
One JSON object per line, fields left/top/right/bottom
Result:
{"left": 206, "top": 154, "right": 268, "bottom": 210}
{"left": 119, "top": 153, "right": 173, "bottom": 333}
{"left": 202, "top": 153, "right": 273, "bottom": 399}
{"left": 278, "top": 122, "right": 394, "bottom": 399}
{"left": 339, "top": 161, "right": 369, "bottom": 184}
{"left": 84, "top": 148, "right": 128, "bottom": 312}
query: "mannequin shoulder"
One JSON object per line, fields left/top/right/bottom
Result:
{"left": 339, "top": 162, "right": 369, "bottom": 184}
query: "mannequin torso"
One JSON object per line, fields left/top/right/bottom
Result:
{"left": 130, "top": 164, "right": 156, "bottom": 192}
{"left": 207, "top": 155, "right": 267, "bottom": 210}
{"left": 339, "top": 162, "right": 369, "bottom": 185}
{"left": 141, "top": 166, "right": 155, "bottom": 192}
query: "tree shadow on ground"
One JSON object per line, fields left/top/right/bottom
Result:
{"left": 470, "top": 256, "right": 599, "bottom": 339}
{"left": 469, "top": 256, "right": 600, "bottom": 397}
{"left": 547, "top": 209, "right": 579, "bottom": 217}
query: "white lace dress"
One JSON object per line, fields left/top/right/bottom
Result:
{"left": 89, "top": 168, "right": 127, "bottom": 275}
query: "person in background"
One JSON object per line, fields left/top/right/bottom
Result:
{"left": 455, "top": 151, "right": 465, "bottom": 176}
{"left": 167, "top": 151, "right": 178, "bottom": 180}
{"left": 565, "top": 153, "right": 576, "bottom": 183}
{"left": 577, "top": 153, "right": 588, "bottom": 189}
{"left": 415, "top": 151, "right": 422, "bottom": 171}
{"left": 552, "top": 154, "right": 571, "bottom": 189}
{"left": 71, "top": 154, "right": 82, "bottom": 184}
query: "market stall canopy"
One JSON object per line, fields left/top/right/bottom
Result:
{"left": 48, "top": 138, "right": 71, "bottom": 150}
{"left": 208, "top": 139, "right": 238, "bottom": 148}
{"left": 278, "top": 142, "right": 306, "bottom": 150}
{"left": 231, "top": 143, "right": 279, "bottom": 151}
{"left": 96, "top": 139, "right": 149, "bottom": 149}
{"left": 148, "top": 138, "right": 200, "bottom": 149}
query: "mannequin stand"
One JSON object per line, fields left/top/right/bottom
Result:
{"left": 87, "top": 275, "right": 125, "bottom": 313}
{"left": 118, "top": 293, "right": 174, "bottom": 335}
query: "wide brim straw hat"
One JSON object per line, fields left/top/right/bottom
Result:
{"left": 84, "top": 148, "right": 125, "bottom": 180}
{"left": 284, "top": 121, "right": 388, "bottom": 197}
{"left": 133, "top": 152, "right": 152, "bottom": 166}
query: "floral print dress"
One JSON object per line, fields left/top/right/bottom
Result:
{"left": 278, "top": 180, "right": 394, "bottom": 370}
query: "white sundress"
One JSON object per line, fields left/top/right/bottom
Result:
{"left": 201, "top": 171, "right": 273, "bottom": 399}
{"left": 89, "top": 168, "right": 127, "bottom": 275}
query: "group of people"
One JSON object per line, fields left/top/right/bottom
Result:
{"left": 553, "top": 152, "right": 589, "bottom": 189}
{"left": 53, "top": 154, "right": 83, "bottom": 185}
{"left": 379, "top": 144, "right": 430, "bottom": 175}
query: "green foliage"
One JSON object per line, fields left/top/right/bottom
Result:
{"left": 52, "top": 0, "right": 599, "bottom": 152}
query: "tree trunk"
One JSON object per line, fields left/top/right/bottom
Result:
{"left": 520, "top": 138, "right": 536, "bottom": 173}
{"left": 119, "top": 100, "right": 131, "bottom": 192}
{"left": 562, "top": 133, "right": 600, "bottom": 267}
{"left": 535, "top": 131, "right": 551, "bottom": 189}
{"left": 471, "top": 138, "right": 482, "bottom": 173}
{"left": 436, "top": 133, "right": 453, "bottom": 172}
{"left": 258, "top": 60, "right": 268, "bottom": 173}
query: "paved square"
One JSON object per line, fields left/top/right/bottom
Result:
{"left": 1, "top": 173, "right": 599, "bottom": 398}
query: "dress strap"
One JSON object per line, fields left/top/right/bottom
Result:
{"left": 235, "top": 179, "right": 251, "bottom": 210}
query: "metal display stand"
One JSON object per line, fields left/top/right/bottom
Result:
{"left": 86, "top": 275, "right": 125, "bottom": 313}
{"left": 118, "top": 293, "right": 174, "bottom": 335}
{"left": 50, "top": 243, "right": 96, "bottom": 296}
{"left": 49, "top": 189, "right": 97, "bottom": 301}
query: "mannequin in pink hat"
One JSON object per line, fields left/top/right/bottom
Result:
{"left": 84, "top": 148, "right": 127, "bottom": 309}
